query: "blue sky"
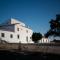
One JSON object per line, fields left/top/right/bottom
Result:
{"left": 0, "top": 0, "right": 60, "bottom": 34}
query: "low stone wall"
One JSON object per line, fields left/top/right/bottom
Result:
{"left": 0, "top": 43, "right": 60, "bottom": 54}
{"left": 0, "top": 43, "right": 19, "bottom": 50}
{"left": 20, "top": 43, "right": 60, "bottom": 54}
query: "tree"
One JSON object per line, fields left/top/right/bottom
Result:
{"left": 45, "top": 14, "right": 60, "bottom": 39}
{"left": 32, "top": 32, "right": 42, "bottom": 43}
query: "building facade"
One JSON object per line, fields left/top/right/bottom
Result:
{"left": 0, "top": 18, "right": 33, "bottom": 43}
{"left": 38, "top": 37, "right": 50, "bottom": 43}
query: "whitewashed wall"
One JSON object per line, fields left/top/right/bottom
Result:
{"left": 14, "top": 24, "right": 33, "bottom": 43}
{"left": 0, "top": 18, "right": 33, "bottom": 43}
{"left": 38, "top": 38, "right": 50, "bottom": 43}
{"left": 0, "top": 29, "right": 33, "bottom": 43}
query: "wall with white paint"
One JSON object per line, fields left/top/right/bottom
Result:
{"left": 0, "top": 18, "right": 33, "bottom": 43}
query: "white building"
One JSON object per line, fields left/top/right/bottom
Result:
{"left": 0, "top": 18, "right": 33, "bottom": 43}
{"left": 38, "top": 36, "right": 50, "bottom": 43}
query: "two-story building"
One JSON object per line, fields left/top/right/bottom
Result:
{"left": 0, "top": 18, "right": 33, "bottom": 43}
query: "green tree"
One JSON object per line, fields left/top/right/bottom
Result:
{"left": 45, "top": 14, "right": 60, "bottom": 39}
{"left": 32, "top": 32, "right": 42, "bottom": 43}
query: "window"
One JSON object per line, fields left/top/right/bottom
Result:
{"left": 26, "top": 36, "right": 28, "bottom": 42}
{"left": 17, "top": 35, "right": 19, "bottom": 39}
{"left": 30, "top": 37, "right": 32, "bottom": 39}
{"left": 43, "top": 39, "right": 44, "bottom": 42}
{"left": 1, "top": 33, "right": 5, "bottom": 37}
{"left": 17, "top": 28, "right": 19, "bottom": 31}
{"left": 26, "top": 30, "right": 28, "bottom": 33}
{"left": 10, "top": 34, "right": 13, "bottom": 38}
{"left": 46, "top": 40, "right": 47, "bottom": 42}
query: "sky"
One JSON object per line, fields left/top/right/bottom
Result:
{"left": 0, "top": 0, "right": 60, "bottom": 35}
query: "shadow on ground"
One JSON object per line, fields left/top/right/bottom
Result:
{"left": 0, "top": 50, "right": 60, "bottom": 60}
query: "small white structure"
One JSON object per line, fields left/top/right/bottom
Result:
{"left": 38, "top": 36, "right": 50, "bottom": 43}
{"left": 0, "top": 18, "right": 33, "bottom": 43}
